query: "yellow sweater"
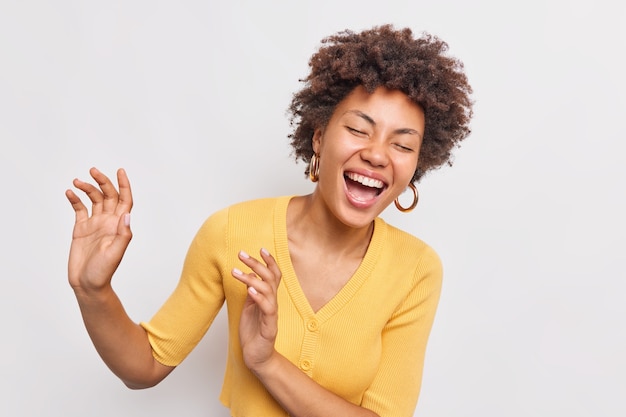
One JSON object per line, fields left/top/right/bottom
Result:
{"left": 141, "top": 196, "right": 442, "bottom": 417}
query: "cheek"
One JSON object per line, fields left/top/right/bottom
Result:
{"left": 320, "top": 137, "right": 361, "bottom": 164}
{"left": 395, "top": 155, "right": 419, "bottom": 182}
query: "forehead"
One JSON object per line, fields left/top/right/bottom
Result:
{"left": 333, "top": 86, "right": 425, "bottom": 127}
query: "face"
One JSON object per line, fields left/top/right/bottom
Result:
{"left": 312, "top": 86, "right": 425, "bottom": 229}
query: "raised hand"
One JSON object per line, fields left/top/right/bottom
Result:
{"left": 231, "top": 248, "right": 282, "bottom": 371}
{"left": 65, "top": 167, "right": 133, "bottom": 293}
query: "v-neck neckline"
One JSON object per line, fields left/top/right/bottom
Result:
{"left": 273, "top": 196, "right": 386, "bottom": 323}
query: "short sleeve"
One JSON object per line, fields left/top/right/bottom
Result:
{"left": 140, "top": 208, "right": 229, "bottom": 366}
{"left": 360, "top": 247, "right": 443, "bottom": 416}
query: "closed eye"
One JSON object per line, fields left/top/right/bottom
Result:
{"left": 394, "top": 143, "right": 414, "bottom": 152}
{"left": 346, "top": 126, "right": 368, "bottom": 137}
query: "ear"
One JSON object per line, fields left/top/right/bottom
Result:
{"left": 312, "top": 128, "right": 323, "bottom": 154}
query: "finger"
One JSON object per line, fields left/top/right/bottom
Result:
{"left": 90, "top": 167, "right": 120, "bottom": 214}
{"left": 231, "top": 268, "right": 274, "bottom": 300}
{"left": 109, "top": 212, "right": 133, "bottom": 259}
{"left": 231, "top": 267, "right": 263, "bottom": 288}
{"left": 72, "top": 177, "right": 104, "bottom": 215}
{"left": 238, "top": 250, "right": 277, "bottom": 286}
{"left": 65, "top": 189, "right": 89, "bottom": 223}
{"left": 246, "top": 284, "right": 278, "bottom": 320}
{"left": 115, "top": 168, "right": 133, "bottom": 215}
{"left": 259, "top": 248, "right": 282, "bottom": 288}
{"left": 232, "top": 268, "right": 277, "bottom": 316}
{"left": 83, "top": 212, "right": 134, "bottom": 281}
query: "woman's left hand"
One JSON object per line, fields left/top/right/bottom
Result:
{"left": 231, "top": 248, "right": 282, "bottom": 371}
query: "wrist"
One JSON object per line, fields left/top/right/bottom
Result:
{"left": 249, "top": 349, "right": 282, "bottom": 378}
{"left": 72, "top": 282, "right": 115, "bottom": 303}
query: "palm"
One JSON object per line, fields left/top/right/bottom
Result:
{"left": 232, "top": 249, "right": 283, "bottom": 370}
{"left": 239, "top": 295, "right": 277, "bottom": 368}
{"left": 66, "top": 168, "right": 133, "bottom": 291}
{"left": 68, "top": 212, "right": 123, "bottom": 289}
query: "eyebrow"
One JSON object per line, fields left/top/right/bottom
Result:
{"left": 346, "top": 110, "right": 376, "bottom": 126}
{"left": 344, "top": 110, "right": 423, "bottom": 138}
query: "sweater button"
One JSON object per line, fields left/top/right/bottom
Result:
{"left": 306, "top": 319, "right": 319, "bottom": 332}
{"left": 300, "top": 360, "right": 312, "bottom": 371}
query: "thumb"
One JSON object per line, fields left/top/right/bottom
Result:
{"left": 111, "top": 213, "right": 133, "bottom": 254}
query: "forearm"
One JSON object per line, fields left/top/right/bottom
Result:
{"left": 74, "top": 284, "right": 172, "bottom": 388}
{"left": 252, "top": 351, "right": 380, "bottom": 417}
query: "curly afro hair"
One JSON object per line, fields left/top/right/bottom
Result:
{"left": 288, "top": 24, "right": 473, "bottom": 183}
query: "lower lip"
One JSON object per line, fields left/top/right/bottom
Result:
{"left": 343, "top": 179, "right": 383, "bottom": 209}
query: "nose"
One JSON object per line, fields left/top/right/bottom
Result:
{"left": 360, "top": 140, "right": 389, "bottom": 168}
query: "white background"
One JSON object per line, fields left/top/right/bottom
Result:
{"left": 1, "top": 1, "right": 624, "bottom": 416}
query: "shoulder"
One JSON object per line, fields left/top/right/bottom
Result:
{"left": 377, "top": 218, "right": 440, "bottom": 261}
{"left": 226, "top": 196, "right": 290, "bottom": 227}
{"left": 201, "top": 196, "right": 286, "bottom": 224}
{"left": 227, "top": 196, "right": 286, "bottom": 214}
{"left": 375, "top": 218, "right": 443, "bottom": 283}
{"left": 196, "top": 196, "right": 290, "bottom": 240}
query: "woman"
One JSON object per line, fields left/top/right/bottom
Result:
{"left": 66, "top": 24, "right": 472, "bottom": 417}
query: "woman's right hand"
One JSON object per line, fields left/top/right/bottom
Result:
{"left": 65, "top": 167, "right": 133, "bottom": 293}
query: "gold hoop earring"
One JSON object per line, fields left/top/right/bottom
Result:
{"left": 309, "top": 153, "right": 320, "bottom": 182}
{"left": 394, "top": 183, "right": 419, "bottom": 212}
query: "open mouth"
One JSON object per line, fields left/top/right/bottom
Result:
{"left": 344, "top": 172, "right": 386, "bottom": 202}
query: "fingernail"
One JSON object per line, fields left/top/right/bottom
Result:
{"left": 239, "top": 250, "right": 250, "bottom": 259}
{"left": 232, "top": 268, "right": 243, "bottom": 276}
{"left": 261, "top": 248, "right": 270, "bottom": 256}
{"left": 124, "top": 213, "right": 131, "bottom": 226}
{"left": 249, "top": 286, "right": 258, "bottom": 295}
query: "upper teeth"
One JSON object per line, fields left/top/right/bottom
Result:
{"left": 346, "top": 172, "right": 384, "bottom": 189}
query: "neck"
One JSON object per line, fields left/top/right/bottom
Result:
{"left": 287, "top": 194, "right": 374, "bottom": 259}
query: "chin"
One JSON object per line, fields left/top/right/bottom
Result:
{"left": 335, "top": 201, "right": 383, "bottom": 230}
